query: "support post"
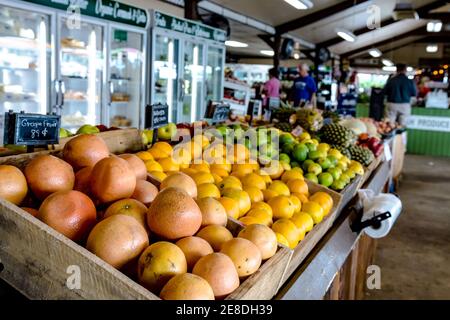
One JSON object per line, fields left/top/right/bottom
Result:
{"left": 185, "top": 0, "right": 200, "bottom": 20}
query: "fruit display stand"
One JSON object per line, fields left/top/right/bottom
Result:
{"left": 0, "top": 129, "right": 293, "bottom": 300}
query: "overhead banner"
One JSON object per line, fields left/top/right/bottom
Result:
{"left": 153, "top": 10, "right": 227, "bottom": 43}
{"left": 406, "top": 115, "right": 450, "bottom": 133}
{"left": 24, "top": 0, "right": 148, "bottom": 28}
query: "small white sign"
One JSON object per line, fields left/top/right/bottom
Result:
{"left": 406, "top": 115, "right": 450, "bottom": 133}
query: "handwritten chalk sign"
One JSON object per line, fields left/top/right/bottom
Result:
{"left": 212, "top": 104, "right": 230, "bottom": 124}
{"left": 145, "top": 104, "right": 169, "bottom": 129}
{"left": 3, "top": 111, "right": 60, "bottom": 145}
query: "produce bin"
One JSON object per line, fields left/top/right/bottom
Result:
{"left": 0, "top": 129, "right": 292, "bottom": 300}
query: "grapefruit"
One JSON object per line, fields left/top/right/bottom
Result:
{"left": 0, "top": 165, "right": 28, "bottom": 205}
{"left": 196, "top": 197, "right": 228, "bottom": 227}
{"left": 131, "top": 180, "right": 159, "bottom": 207}
{"left": 160, "top": 273, "right": 215, "bottom": 300}
{"left": 196, "top": 225, "right": 233, "bottom": 252}
{"left": 160, "top": 172, "right": 197, "bottom": 198}
{"left": 62, "top": 134, "right": 109, "bottom": 170}
{"left": 73, "top": 166, "right": 93, "bottom": 195}
{"left": 238, "top": 224, "right": 277, "bottom": 260}
{"left": 220, "top": 238, "right": 262, "bottom": 277}
{"left": 103, "top": 198, "right": 148, "bottom": 230}
{"left": 118, "top": 154, "right": 147, "bottom": 180}
{"left": 175, "top": 236, "right": 214, "bottom": 270}
{"left": 24, "top": 155, "right": 75, "bottom": 200}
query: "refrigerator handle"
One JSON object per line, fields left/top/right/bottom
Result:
{"left": 179, "top": 79, "right": 185, "bottom": 102}
{"left": 53, "top": 79, "right": 60, "bottom": 110}
{"left": 60, "top": 80, "right": 65, "bottom": 109}
{"left": 108, "top": 80, "right": 114, "bottom": 104}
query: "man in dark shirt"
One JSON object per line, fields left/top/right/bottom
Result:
{"left": 291, "top": 64, "right": 317, "bottom": 107}
{"left": 383, "top": 63, "right": 417, "bottom": 125}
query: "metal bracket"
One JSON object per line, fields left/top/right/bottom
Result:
{"left": 351, "top": 211, "right": 392, "bottom": 233}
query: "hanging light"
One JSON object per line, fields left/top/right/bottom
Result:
{"left": 368, "top": 48, "right": 382, "bottom": 58}
{"left": 260, "top": 50, "right": 275, "bottom": 56}
{"left": 284, "top": 0, "right": 313, "bottom": 10}
{"left": 382, "top": 59, "right": 394, "bottom": 66}
{"left": 427, "top": 21, "right": 442, "bottom": 32}
{"left": 383, "top": 66, "right": 397, "bottom": 72}
{"left": 336, "top": 28, "right": 356, "bottom": 42}
{"left": 225, "top": 40, "right": 248, "bottom": 48}
{"left": 293, "top": 52, "right": 300, "bottom": 60}
{"left": 426, "top": 44, "right": 438, "bottom": 53}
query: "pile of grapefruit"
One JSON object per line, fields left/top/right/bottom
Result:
{"left": 0, "top": 134, "right": 284, "bottom": 300}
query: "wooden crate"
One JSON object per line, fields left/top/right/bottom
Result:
{"left": 0, "top": 129, "right": 292, "bottom": 300}
{"left": 280, "top": 181, "right": 343, "bottom": 284}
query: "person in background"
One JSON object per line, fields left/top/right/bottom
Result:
{"left": 383, "top": 63, "right": 417, "bottom": 126}
{"left": 263, "top": 67, "right": 281, "bottom": 107}
{"left": 291, "top": 63, "right": 317, "bottom": 107}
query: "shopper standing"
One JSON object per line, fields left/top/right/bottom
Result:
{"left": 383, "top": 63, "right": 417, "bottom": 126}
{"left": 263, "top": 67, "right": 281, "bottom": 107}
{"left": 291, "top": 63, "right": 317, "bottom": 107}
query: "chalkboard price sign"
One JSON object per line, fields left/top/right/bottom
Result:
{"left": 3, "top": 111, "right": 60, "bottom": 146}
{"left": 211, "top": 104, "right": 230, "bottom": 124}
{"left": 145, "top": 104, "right": 169, "bottom": 129}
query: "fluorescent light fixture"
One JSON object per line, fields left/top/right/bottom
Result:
{"left": 408, "top": 75, "right": 414, "bottom": 79}
{"left": 225, "top": 40, "right": 248, "bottom": 48}
{"left": 407, "top": 66, "right": 413, "bottom": 72}
{"left": 260, "top": 50, "right": 275, "bottom": 56}
{"left": 368, "top": 48, "right": 382, "bottom": 58}
{"left": 427, "top": 21, "right": 442, "bottom": 32}
{"left": 294, "top": 53, "right": 300, "bottom": 60}
{"left": 284, "top": 0, "right": 313, "bottom": 10}
{"left": 38, "top": 20, "right": 47, "bottom": 114}
{"left": 383, "top": 66, "right": 397, "bottom": 72}
{"left": 336, "top": 28, "right": 356, "bottom": 42}
{"left": 426, "top": 44, "right": 438, "bottom": 53}
{"left": 382, "top": 59, "right": 394, "bottom": 66}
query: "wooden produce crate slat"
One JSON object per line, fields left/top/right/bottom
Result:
{"left": 280, "top": 181, "right": 343, "bottom": 284}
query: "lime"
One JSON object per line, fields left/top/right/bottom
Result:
{"left": 317, "top": 157, "right": 332, "bottom": 170}
{"left": 308, "top": 163, "right": 322, "bottom": 175}
{"left": 308, "top": 150, "right": 326, "bottom": 160}
{"left": 327, "top": 155, "right": 338, "bottom": 167}
{"left": 302, "top": 159, "right": 315, "bottom": 171}
{"left": 282, "top": 143, "right": 295, "bottom": 155}
{"left": 291, "top": 161, "right": 300, "bottom": 168}
{"left": 331, "top": 179, "right": 346, "bottom": 191}
{"left": 327, "top": 167, "right": 342, "bottom": 180}
{"left": 299, "top": 132, "right": 311, "bottom": 141}
{"left": 280, "top": 133, "right": 295, "bottom": 146}
{"left": 293, "top": 144, "right": 309, "bottom": 162}
{"left": 317, "top": 143, "right": 330, "bottom": 153}
{"left": 318, "top": 172, "right": 334, "bottom": 187}
{"left": 305, "top": 173, "right": 318, "bottom": 183}
{"left": 340, "top": 172, "right": 351, "bottom": 184}
{"left": 305, "top": 142, "right": 317, "bottom": 152}
{"left": 279, "top": 153, "right": 291, "bottom": 164}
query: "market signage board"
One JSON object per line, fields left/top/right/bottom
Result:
{"left": 24, "top": 0, "right": 148, "bottom": 28}
{"left": 211, "top": 104, "right": 230, "bottom": 124}
{"left": 153, "top": 11, "right": 227, "bottom": 43}
{"left": 406, "top": 115, "right": 450, "bottom": 133}
{"left": 3, "top": 112, "right": 60, "bottom": 145}
{"left": 145, "top": 104, "right": 169, "bottom": 129}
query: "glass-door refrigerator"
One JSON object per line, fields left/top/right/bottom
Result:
{"left": 0, "top": 3, "right": 52, "bottom": 144}
{"left": 57, "top": 16, "right": 105, "bottom": 131}
{"left": 107, "top": 27, "right": 146, "bottom": 129}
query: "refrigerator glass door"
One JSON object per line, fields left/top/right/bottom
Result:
{"left": 153, "top": 34, "right": 179, "bottom": 123}
{"left": 59, "top": 17, "right": 104, "bottom": 131}
{"left": 108, "top": 28, "right": 144, "bottom": 128}
{"left": 206, "top": 46, "right": 224, "bottom": 103}
{"left": 0, "top": 6, "right": 50, "bottom": 115}
{"left": 182, "top": 41, "right": 204, "bottom": 123}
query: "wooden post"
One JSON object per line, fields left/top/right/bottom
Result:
{"left": 273, "top": 34, "right": 282, "bottom": 69}
{"left": 185, "top": 0, "right": 200, "bottom": 20}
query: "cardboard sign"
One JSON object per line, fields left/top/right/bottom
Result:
{"left": 145, "top": 104, "right": 169, "bottom": 129}
{"left": 3, "top": 111, "right": 60, "bottom": 146}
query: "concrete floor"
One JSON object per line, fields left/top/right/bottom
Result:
{"left": 366, "top": 154, "right": 450, "bottom": 300}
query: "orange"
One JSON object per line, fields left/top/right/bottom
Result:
{"left": 210, "top": 167, "right": 229, "bottom": 179}
{"left": 251, "top": 202, "right": 273, "bottom": 216}
{"left": 217, "top": 176, "right": 242, "bottom": 191}
{"left": 232, "top": 144, "right": 250, "bottom": 163}
{"left": 239, "top": 216, "right": 261, "bottom": 226}
{"left": 148, "top": 147, "right": 169, "bottom": 160}
{"left": 243, "top": 186, "right": 264, "bottom": 203}
{"left": 145, "top": 160, "right": 163, "bottom": 172}
{"left": 263, "top": 160, "right": 284, "bottom": 179}
{"left": 268, "top": 195, "right": 295, "bottom": 220}
{"left": 197, "top": 183, "right": 221, "bottom": 199}
{"left": 262, "top": 189, "right": 279, "bottom": 202}
{"left": 232, "top": 163, "right": 255, "bottom": 176}
{"left": 152, "top": 142, "right": 173, "bottom": 155}
{"left": 192, "top": 172, "right": 215, "bottom": 185}
{"left": 302, "top": 201, "right": 324, "bottom": 224}
{"left": 289, "top": 195, "right": 301, "bottom": 214}
{"left": 287, "top": 179, "right": 309, "bottom": 195}
{"left": 190, "top": 162, "right": 210, "bottom": 173}
{"left": 272, "top": 219, "right": 299, "bottom": 249}
{"left": 257, "top": 171, "right": 272, "bottom": 186}
{"left": 292, "top": 192, "right": 309, "bottom": 204}
{"left": 158, "top": 157, "right": 180, "bottom": 172}
{"left": 172, "top": 144, "right": 193, "bottom": 166}
{"left": 210, "top": 163, "right": 232, "bottom": 173}
{"left": 211, "top": 173, "right": 223, "bottom": 184}
{"left": 189, "top": 141, "right": 203, "bottom": 160}
{"left": 136, "top": 151, "right": 154, "bottom": 162}
{"left": 268, "top": 181, "right": 290, "bottom": 196}
{"left": 309, "top": 192, "right": 333, "bottom": 215}
{"left": 241, "top": 173, "right": 266, "bottom": 190}
{"left": 149, "top": 171, "right": 167, "bottom": 182}
{"left": 246, "top": 209, "right": 272, "bottom": 226}
{"left": 203, "top": 144, "right": 227, "bottom": 164}
{"left": 275, "top": 232, "right": 290, "bottom": 247}
{"left": 218, "top": 197, "right": 240, "bottom": 220}
{"left": 291, "top": 212, "right": 314, "bottom": 233}
{"left": 193, "top": 134, "right": 210, "bottom": 150}
{"left": 221, "top": 188, "right": 251, "bottom": 217}
{"left": 281, "top": 169, "right": 304, "bottom": 183}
